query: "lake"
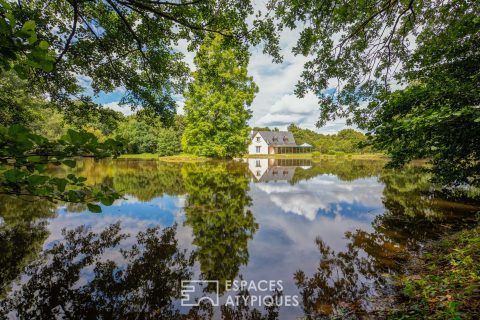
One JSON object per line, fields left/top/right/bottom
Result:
{"left": 1, "top": 158, "right": 479, "bottom": 319}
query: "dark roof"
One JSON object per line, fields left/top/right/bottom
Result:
{"left": 253, "top": 131, "right": 296, "bottom": 146}
{"left": 259, "top": 166, "right": 296, "bottom": 182}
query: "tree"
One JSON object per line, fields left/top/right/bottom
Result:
{"left": 114, "top": 116, "right": 159, "bottom": 154}
{"left": 157, "top": 127, "right": 181, "bottom": 156}
{"left": 0, "top": 4, "right": 123, "bottom": 212}
{"left": 182, "top": 35, "right": 258, "bottom": 157}
{"left": 13, "top": 0, "right": 279, "bottom": 124}
{"left": 272, "top": 0, "right": 480, "bottom": 185}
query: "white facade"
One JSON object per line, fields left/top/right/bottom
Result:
{"left": 247, "top": 132, "right": 269, "bottom": 155}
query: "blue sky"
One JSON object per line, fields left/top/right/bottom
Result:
{"left": 89, "top": 28, "right": 350, "bottom": 134}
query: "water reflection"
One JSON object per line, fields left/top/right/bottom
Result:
{"left": 182, "top": 162, "right": 258, "bottom": 292}
{"left": 0, "top": 158, "right": 479, "bottom": 319}
{"left": 247, "top": 158, "right": 312, "bottom": 182}
{"left": 0, "top": 196, "right": 55, "bottom": 296}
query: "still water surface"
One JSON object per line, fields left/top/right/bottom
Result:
{"left": 1, "top": 158, "right": 478, "bottom": 319}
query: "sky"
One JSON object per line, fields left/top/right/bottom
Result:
{"left": 90, "top": 28, "right": 351, "bottom": 134}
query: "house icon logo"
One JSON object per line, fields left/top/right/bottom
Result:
{"left": 181, "top": 280, "right": 220, "bottom": 306}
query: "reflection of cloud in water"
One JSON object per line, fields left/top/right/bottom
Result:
{"left": 255, "top": 175, "right": 384, "bottom": 221}
{"left": 238, "top": 176, "right": 386, "bottom": 318}
{"left": 46, "top": 196, "right": 194, "bottom": 266}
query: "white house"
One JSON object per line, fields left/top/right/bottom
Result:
{"left": 247, "top": 131, "right": 312, "bottom": 155}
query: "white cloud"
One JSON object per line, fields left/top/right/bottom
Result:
{"left": 103, "top": 101, "right": 135, "bottom": 116}
{"left": 170, "top": 18, "right": 352, "bottom": 133}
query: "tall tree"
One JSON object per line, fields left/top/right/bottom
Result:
{"left": 182, "top": 35, "right": 257, "bottom": 157}
{"left": 12, "top": 0, "right": 279, "bottom": 124}
{"left": 272, "top": 0, "right": 480, "bottom": 185}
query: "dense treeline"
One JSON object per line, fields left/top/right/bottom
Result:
{"left": 4, "top": 76, "right": 370, "bottom": 157}
{"left": 287, "top": 124, "right": 371, "bottom": 154}
{"left": 1, "top": 80, "right": 185, "bottom": 157}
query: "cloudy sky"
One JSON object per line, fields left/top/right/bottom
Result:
{"left": 91, "top": 28, "right": 350, "bottom": 134}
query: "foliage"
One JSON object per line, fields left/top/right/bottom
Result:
{"left": 391, "top": 225, "right": 480, "bottom": 319}
{"left": 157, "top": 127, "right": 181, "bottom": 156}
{"left": 368, "top": 58, "right": 480, "bottom": 186}
{"left": 182, "top": 35, "right": 257, "bottom": 157}
{"left": 0, "top": 125, "right": 123, "bottom": 211}
{"left": 272, "top": 0, "right": 480, "bottom": 186}
{"left": 287, "top": 124, "right": 370, "bottom": 154}
{"left": 114, "top": 116, "right": 160, "bottom": 154}
{"left": 0, "top": 1, "right": 54, "bottom": 76}
{"left": 14, "top": 0, "right": 279, "bottom": 123}
{"left": 0, "top": 71, "right": 50, "bottom": 127}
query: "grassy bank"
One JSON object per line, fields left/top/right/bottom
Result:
{"left": 119, "top": 153, "right": 210, "bottom": 162}
{"left": 119, "top": 152, "right": 387, "bottom": 161}
{"left": 244, "top": 152, "right": 387, "bottom": 160}
{"left": 391, "top": 225, "right": 480, "bottom": 319}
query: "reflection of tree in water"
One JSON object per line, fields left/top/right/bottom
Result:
{"left": 69, "top": 159, "right": 186, "bottom": 203}
{"left": 379, "top": 166, "right": 479, "bottom": 250}
{"left": 295, "top": 166, "right": 480, "bottom": 318}
{"left": 1, "top": 223, "right": 196, "bottom": 319}
{"left": 1, "top": 222, "right": 280, "bottom": 320}
{"left": 291, "top": 160, "right": 385, "bottom": 184}
{"left": 182, "top": 162, "right": 258, "bottom": 293}
{"left": 0, "top": 195, "right": 56, "bottom": 296}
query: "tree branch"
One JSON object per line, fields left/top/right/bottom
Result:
{"left": 55, "top": 0, "right": 79, "bottom": 65}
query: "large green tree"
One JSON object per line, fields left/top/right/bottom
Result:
{"left": 272, "top": 0, "right": 480, "bottom": 186}
{"left": 12, "top": 0, "right": 279, "bottom": 124}
{"left": 182, "top": 35, "right": 257, "bottom": 157}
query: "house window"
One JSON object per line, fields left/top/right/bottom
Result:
{"left": 256, "top": 137, "right": 261, "bottom": 142}
{"left": 256, "top": 146, "right": 261, "bottom": 153}
{"left": 272, "top": 137, "right": 278, "bottom": 142}
{"left": 283, "top": 136, "right": 288, "bottom": 142}
{"left": 256, "top": 160, "right": 261, "bottom": 167}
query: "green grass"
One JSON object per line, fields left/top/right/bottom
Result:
{"left": 119, "top": 153, "right": 210, "bottom": 162}
{"left": 118, "top": 153, "right": 159, "bottom": 160}
{"left": 390, "top": 225, "right": 480, "bottom": 319}
{"left": 157, "top": 154, "right": 210, "bottom": 162}
{"left": 244, "top": 152, "right": 387, "bottom": 160}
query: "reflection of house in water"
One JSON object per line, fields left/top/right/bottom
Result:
{"left": 247, "top": 158, "right": 312, "bottom": 182}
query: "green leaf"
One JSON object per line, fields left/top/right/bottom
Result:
{"left": 62, "top": 159, "right": 76, "bottom": 168}
{"left": 87, "top": 203, "right": 102, "bottom": 213}
{"left": 53, "top": 178, "right": 68, "bottom": 192}
{"left": 38, "top": 40, "right": 49, "bottom": 50}
{"left": 28, "top": 175, "right": 49, "bottom": 185}
{"left": 4, "top": 169, "right": 26, "bottom": 182}
{"left": 21, "top": 20, "right": 36, "bottom": 32}
{"left": 100, "top": 196, "right": 114, "bottom": 206}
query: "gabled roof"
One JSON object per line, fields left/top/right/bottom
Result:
{"left": 253, "top": 131, "right": 296, "bottom": 146}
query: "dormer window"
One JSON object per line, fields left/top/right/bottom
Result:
{"left": 272, "top": 137, "right": 278, "bottom": 142}
{"left": 283, "top": 136, "right": 288, "bottom": 142}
